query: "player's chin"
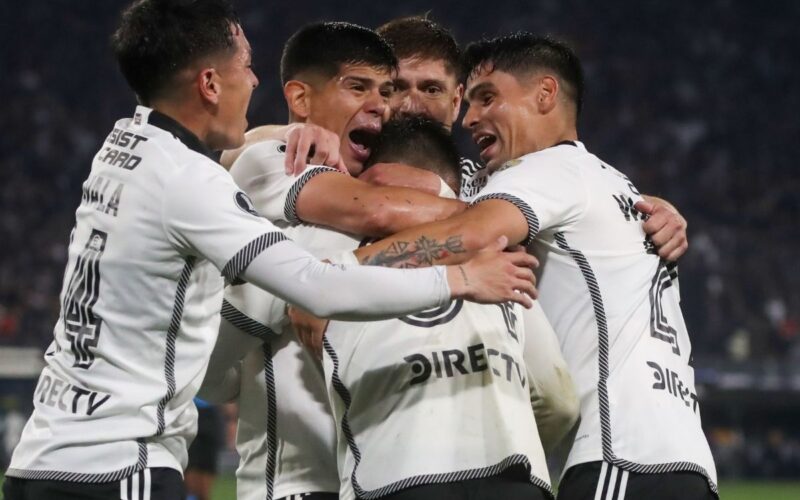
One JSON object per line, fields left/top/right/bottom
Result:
{"left": 341, "top": 150, "right": 364, "bottom": 176}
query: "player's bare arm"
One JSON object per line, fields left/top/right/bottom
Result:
{"left": 354, "top": 198, "right": 528, "bottom": 267}
{"left": 293, "top": 170, "right": 465, "bottom": 237}
{"left": 358, "top": 162, "right": 443, "bottom": 195}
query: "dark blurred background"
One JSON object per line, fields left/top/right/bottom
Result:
{"left": 1, "top": 0, "right": 799, "bottom": 486}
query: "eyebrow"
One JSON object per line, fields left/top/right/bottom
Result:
{"left": 341, "top": 76, "right": 377, "bottom": 86}
{"left": 466, "top": 82, "right": 494, "bottom": 102}
{"left": 418, "top": 78, "right": 448, "bottom": 88}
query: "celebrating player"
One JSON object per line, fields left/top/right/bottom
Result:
{"left": 0, "top": 4, "right": 537, "bottom": 498}
{"left": 353, "top": 33, "right": 718, "bottom": 500}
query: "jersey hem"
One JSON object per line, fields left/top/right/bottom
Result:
{"left": 5, "top": 439, "right": 148, "bottom": 484}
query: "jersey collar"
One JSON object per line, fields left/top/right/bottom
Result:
{"left": 135, "top": 106, "right": 219, "bottom": 161}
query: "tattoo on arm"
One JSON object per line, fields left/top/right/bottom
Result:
{"left": 361, "top": 235, "right": 466, "bottom": 268}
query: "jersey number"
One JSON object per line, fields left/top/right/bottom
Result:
{"left": 63, "top": 229, "right": 107, "bottom": 369}
{"left": 649, "top": 261, "right": 679, "bottom": 355}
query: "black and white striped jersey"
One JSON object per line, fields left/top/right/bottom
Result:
{"left": 474, "top": 141, "right": 717, "bottom": 494}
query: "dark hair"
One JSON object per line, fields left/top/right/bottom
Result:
{"left": 365, "top": 115, "right": 461, "bottom": 193}
{"left": 111, "top": 0, "right": 240, "bottom": 104}
{"left": 377, "top": 16, "right": 464, "bottom": 82}
{"left": 464, "top": 32, "right": 584, "bottom": 116}
{"left": 280, "top": 22, "right": 397, "bottom": 85}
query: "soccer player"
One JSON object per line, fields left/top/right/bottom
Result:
{"left": 364, "top": 16, "right": 689, "bottom": 261}
{"left": 203, "top": 23, "right": 421, "bottom": 500}
{"left": 322, "top": 115, "right": 578, "bottom": 500}
{"left": 0, "top": 3, "right": 537, "bottom": 498}
{"left": 352, "top": 33, "right": 718, "bottom": 500}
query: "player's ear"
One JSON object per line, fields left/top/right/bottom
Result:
{"left": 284, "top": 80, "right": 312, "bottom": 119}
{"left": 536, "top": 75, "right": 559, "bottom": 114}
{"left": 451, "top": 83, "right": 465, "bottom": 126}
{"left": 197, "top": 67, "right": 222, "bottom": 105}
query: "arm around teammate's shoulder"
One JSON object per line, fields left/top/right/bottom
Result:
{"left": 295, "top": 171, "right": 465, "bottom": 238}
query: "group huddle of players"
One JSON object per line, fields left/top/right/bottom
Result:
{"left": 2, "top": 1, "right": 718, "bottom": 500}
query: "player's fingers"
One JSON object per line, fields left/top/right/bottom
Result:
{"left": 284, "top": 128, "right": 300, "bottom": 175}
{"left": 649, "top": 224, "right": 676, "bottom": 248}
{"left": 634, "top": 200, "right": 655, "bottom": 215}
{"left": 293, "top": 133, "right": 314, "bottom": 176}
{"left": 309, "top": 141, "right": 330, "bottom": 167}
{"left": 491, "top": 235, "right": 509, "bottom": 252}
{"left": 515, "top": 266, "right": 536, "bottom": 284}
{"left": 642, "top": 212, "right": 668, "bottom": 236}
{"left": 334, "top": 156, "right": 349, "bottom": 175}
{"left": 506, "top": 251, "right": 539, "bottom": 269}
{"left": 509, "top": 283, "right": 536, "bottom": 307}
{"left": 666, "top": 242, "right": 688, "bottom": 263}
{"left": 660, "top": 237, "right": 688, "bottom": 262}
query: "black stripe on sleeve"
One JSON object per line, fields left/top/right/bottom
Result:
{"left": 222, "top": 232, "right": 289, "bottom": 285}
{"left": 471, "top": 193, "right": 540, "bottom": 246}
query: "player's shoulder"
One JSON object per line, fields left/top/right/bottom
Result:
{"left": 232, "top": 140, "right": 286, "bottom": 170}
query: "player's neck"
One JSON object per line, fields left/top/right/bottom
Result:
{"left": 530, "top": 116, "right": 577, "bottom": 154}
{"left": 150, "top": 99, "right": 213, "bottom": 149}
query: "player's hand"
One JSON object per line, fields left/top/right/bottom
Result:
{"left": 284, "top": 123, "right": 348, "bottom": 176}
{"left": 635, "top": 197, "right": 688, "bottom": 262}
{"left": 287, "top": 305, "right": 328, "bottom": 360}
{"left": 359, "top": 163, "right": 442, "bottom": 195}
{"left": 447, "top": 236, "right": 538, "bottom": 308}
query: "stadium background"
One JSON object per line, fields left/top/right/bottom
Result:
{"left": 1, "top": 0, "right": 798, "bottom": 498}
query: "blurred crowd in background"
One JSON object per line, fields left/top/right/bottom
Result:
{"left": 1, "top": 0, "right": 798, "bottom": 480}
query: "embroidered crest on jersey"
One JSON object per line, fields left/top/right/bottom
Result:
{"left": 495, "top": 158, "right": 523, "bottom": 173}
{"left": 234, "top": 191, "right": 261, "bottom": 217}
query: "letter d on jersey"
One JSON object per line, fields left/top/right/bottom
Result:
{"left": 404, "top": 353, "right": 432, "bottom": 385}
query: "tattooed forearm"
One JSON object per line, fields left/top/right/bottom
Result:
{"left": 360, "top": 234, "right": 466, "bottom": 268}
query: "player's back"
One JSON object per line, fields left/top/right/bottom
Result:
{"left": 324, "top": 299, "right": 551, "bottom": 500}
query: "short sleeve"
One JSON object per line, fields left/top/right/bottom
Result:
{"left": 229, "top": 140, "right": 342, "bottom": 224}
{"left": 471, "top": 158, "right": 586, "bottom": 246}
{"left": 162, "top": 159, "right": 290, "bottom": 283}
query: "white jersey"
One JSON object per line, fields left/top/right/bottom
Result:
{"left": 6, "top": 106, "right": 292, "bottom": 481}
{"left": 7, "top": 107, "right": 452, "bottom": 484}
{"left": 204, "top": 142, "right": 362, "bottom": 499}
{"left": 474, "top": 141, "right": 717, "bottom": 494}
{"left": 323, "top": 300, "right": 553, "bottom": 500}
{"left": 201, "top": 223, "right": 360, "bottom": 500}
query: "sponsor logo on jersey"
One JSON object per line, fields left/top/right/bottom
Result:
{"left": 404, "top": 342, "right": 527, "bottom": 387}
{"left": 234, "top": 191, "right": 261, "bottom": 217}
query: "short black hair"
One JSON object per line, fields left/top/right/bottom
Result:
{"left": 280, "top": 22, "right": 397, "bottom": 85}
{"left": 111, "top": 0, "right": 240, "bottom": 104}
{"left": 365, "top": 115, "right": 461, "bottom": 193}
{"left": 464, "top": 32, "right": 584, "bottom": 116}
{"left": 377, "top": 16, "right": 464, "bottom": 83}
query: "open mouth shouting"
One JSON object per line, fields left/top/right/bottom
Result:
{"left": 474, "top": 132, "right": 499, "bottom": 163}
{"left": 347, "top": 126, "right": 380, "bottom": 164}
